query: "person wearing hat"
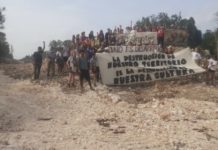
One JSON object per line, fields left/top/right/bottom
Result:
{"left": 32, "top": 41, "right": 45, "bottom": 80}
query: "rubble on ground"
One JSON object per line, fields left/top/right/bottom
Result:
{"left": 0, "top": 63, "right": 218, "bottom": 149}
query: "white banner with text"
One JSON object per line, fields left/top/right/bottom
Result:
{"left": 97, "top": 48, "right": 205, "bottom": 85}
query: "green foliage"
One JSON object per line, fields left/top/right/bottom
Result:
{"left": 201, "top": 30, "right": 217, "bottom": 57}
{"left": 135, "top": 12, "right": 202, "bottom": 47}
{"left": 186, "top": 18, "right": 202, "bottom": 48}
{"left": 0, "top": 7, "right": 5, "bottom": 29}
{"left": 0, "top": 7, "right": 12, "bottom": 60}
{"left": 49, "top": 40, "right": 63, "bottom": 50}
{"left": 49, "top": 40, "right": 71, "bottom": 51}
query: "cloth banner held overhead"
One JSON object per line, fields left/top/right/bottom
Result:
{"left": 97, "top": 48, "right": 205, "bottom": 85}
{"left": 116, "top": 32, "right": 157, "bottom": 45}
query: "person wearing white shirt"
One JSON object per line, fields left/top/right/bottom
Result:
{"left": 56, "top": 50, "right": 62, "bottom": 58}
{"left": 192, "top": 49, "right": 201, "bottom": 66}
{"left": 67, "top": 50, "right": 77, "bottom": 87}
{"left": 207, "top": 56, "right": 217, "bottom": 85}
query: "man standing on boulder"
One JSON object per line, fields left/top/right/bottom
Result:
{"left": 32, "top": 41, "right": 45, "bottom": 80}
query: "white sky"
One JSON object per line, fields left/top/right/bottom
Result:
{"left": 1, "top": 0, "right": 218, "bottom": 59}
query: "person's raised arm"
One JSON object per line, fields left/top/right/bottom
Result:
{"left": 42, "top": 41, "right": 45, "bottom": 51}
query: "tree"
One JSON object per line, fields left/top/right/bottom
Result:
{"left": 0, "top": 7, "right": 5, "bottom": 29}
{"left": 134, "top": 12, "right": 202, "bottom": 47}
{"left": 63, "top": 40, "right": 72, "bottom": 49}
{"left": 186, "top": 17, "right": 202, "bottom": 48}
{"left": 216, "top": 12, "right": 218, "bottom": 25}
{"left": 215, "top": 12, "right": 218, "bottom": 59}
{"left": 201, "top": 30, "right": 217, "bottom": 57}
{"left": 49, "top": 40, "right": 63, "bottom": 51}
{"left": 0, "top": 7, "right": 12, "bottom": 59}
{"left": 157, "top": 12, "right": 170, "bottom": 27}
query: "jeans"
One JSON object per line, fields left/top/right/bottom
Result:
{"left": 34, "top": 64, "right": 42, "bottom": 80}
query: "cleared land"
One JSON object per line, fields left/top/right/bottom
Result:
{"left": 0, "top": 63, "right": 218, "bottom": 150}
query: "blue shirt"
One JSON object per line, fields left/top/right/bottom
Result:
{"left": 79, "top": 57, "right": 88, "bottom": 70}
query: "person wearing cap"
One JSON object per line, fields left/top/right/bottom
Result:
{"left": 32, "top": 41, "right": 45, "bottom": 80}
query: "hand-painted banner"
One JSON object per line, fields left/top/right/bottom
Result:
{"left": 97, "top": 48, "right": 205, "bottom": 85}
{"left": 107, "top": 45, "right": 161, "bottom": 53}
{"left": 165, "top": 29, "right": 188, "bottom": 47}
{"left": 116, "top": 32, "right": 158, "bottom": 45}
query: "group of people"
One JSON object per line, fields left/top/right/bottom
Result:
{"left": 32, "top": 40, "right": 100, "bottom": 92}
{"left": 192, "top": 48, "right": 217, "bottom": 86}
{"left": 32, "top": 25, "right": 217, "bottom": 91}
{"left": 70, "top": 25, "right": 165, "bottom": 49}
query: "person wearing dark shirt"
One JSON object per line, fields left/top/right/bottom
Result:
{"left": 105, "top": 29, "right": 110, "bottom": 47}
{"left": 72, "top": 35, "right": 76, "bottom": 49}
{"left": 98, "top": 30, "right": 105, "bottom": 47}
{"left": 78, "top": 50, "right": 94, "bottom": 92}
{"left": 89, "top": 31, "right": 95, "bottom": 40}
{"left": 46, "top": 47, "right": 56, "bottom": 78}
{"left": 32, "top": 41, "right": 45, "bottom": 80}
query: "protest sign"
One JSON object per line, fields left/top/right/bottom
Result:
{"left": 97, "top": 48, "right": 205, "bottom": 85}
{"left": 165, "top": 29, "right": 188, "bottom": 47}
{"left": 115, "top": 32, "right": 157, "bottom": 45}
{"left": 126, "top": 32, "right": 157, "bottom": 45}
{"left": 107, "top": 45, "right": 161, "bottom": 53}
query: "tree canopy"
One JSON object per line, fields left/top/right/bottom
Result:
{"left": 0, "top": 7, "right": 12, "bottom": 60}
{"left": 49, "top": 40, "right": 72, "bottom": 51}
{"left": 135, "top": 12, "right": 202, "bottom": 48}
{"left": 200, "top": 12, "right": 218, "bottom": 58}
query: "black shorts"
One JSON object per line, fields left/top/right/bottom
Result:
{"left": 92, "top": 67, "right": 96, "bottom": 74}
{"left": 80, "top": 69, "right": 90, "bottom": 81}
{"left": 63, "top": 56, "right": 68, "bottom": 62}
{"left": 208, "top": 69, "right": 215, "bottom": 73}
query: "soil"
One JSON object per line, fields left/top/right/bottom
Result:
{"left": 0, "top": 63, "right": 218, "bottom": 150}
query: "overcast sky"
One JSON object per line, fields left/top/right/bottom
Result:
{"left": 1, "top": 0, "right": 218, "bottom": 59}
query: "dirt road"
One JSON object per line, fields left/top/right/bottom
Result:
{"left": 0, "top": 69, "right": 218, "bottom": 150}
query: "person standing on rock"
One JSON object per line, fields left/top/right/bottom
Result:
{"left": 32, "top": 41, "right": 45, "bottom": 80}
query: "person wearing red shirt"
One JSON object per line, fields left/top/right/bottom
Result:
{"left": 157, "top": 27, "right": 165, "bottom": 49}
